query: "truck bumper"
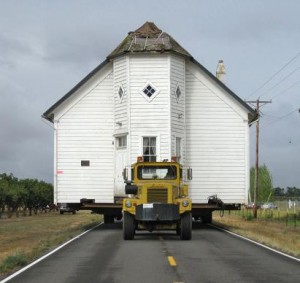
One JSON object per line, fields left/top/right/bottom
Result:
{"left": 135, "top": 204, "right": 180, "bottom": 222}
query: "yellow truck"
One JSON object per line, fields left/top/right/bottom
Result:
{"left": 122, "top": 158, "right": 193, "bottom": 240}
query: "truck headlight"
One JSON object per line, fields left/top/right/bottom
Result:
{"left": 182, "top": 200, "right": 189, "bottom": 207}
{"left": 125, "top": 200, "right": 132, "bottom": 208}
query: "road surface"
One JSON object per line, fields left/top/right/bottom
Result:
{"left": 3, "top": 222, "right": 300, "bottom": 283}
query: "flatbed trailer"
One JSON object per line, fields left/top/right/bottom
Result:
{"left": 68, "top": 194, "right": 241, "bottom": 225}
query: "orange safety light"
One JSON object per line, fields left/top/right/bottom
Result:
{"left": 137, "top": 156, "right": 144, "bottom": 162}
{"left": 171, "top": 156, "right": 177, "bottom": 162}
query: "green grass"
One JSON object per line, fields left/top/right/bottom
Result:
{"left": 213, "top": 207, "right": 300, "bottom": 258}
{"left": 0, "top": 252, "right": 28, "bottom": 273}
{"left": 0, "top": 211, "right": 102, "bottom": 277}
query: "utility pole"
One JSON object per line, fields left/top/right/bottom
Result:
{"left": 245, "top": 99, "right": 271, "bottom": 218}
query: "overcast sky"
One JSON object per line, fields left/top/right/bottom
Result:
{"left": 0, "top": 0, "right": 299, "bottom": 188}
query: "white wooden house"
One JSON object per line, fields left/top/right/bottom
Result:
{"left": 43, "top": 22, "right": 256, "bottom": 208}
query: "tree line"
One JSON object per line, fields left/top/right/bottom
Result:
{"left": 0, "top": 173, "right": 54, "bottom": 218}
{"left": 273, "top": 186, "right": 300, "bottom": 198}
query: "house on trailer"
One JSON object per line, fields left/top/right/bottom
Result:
{"left": 43, "top": 22, "right": 256, "bottom": 210}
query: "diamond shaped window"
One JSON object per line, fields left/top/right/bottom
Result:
{"left": 118, "top": 85, "right": 125, "bottom": 101}
{"left": 143, "top": 84, "right": 156, "bottom": 98}
{"left": 175, "top": 85, "right": 182, "bottom": 102}
{"left": 140, "top": 81, "right": 160, "bottom": 102}
{"left": 118, "top": 87, "right": 123, "bottom": 98}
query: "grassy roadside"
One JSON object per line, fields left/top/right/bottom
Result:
{"left": 0, "top": 211, "right": 102, "bottom": 277}
{"left": 213, "top": 211, "right": 300, "bottom": 258}
{"left": 1, "top": 209, "right": 299, "bottom": 278}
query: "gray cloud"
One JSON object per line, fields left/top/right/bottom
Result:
{"left": 0, "top": 0, "right": 299, "bottom": 188}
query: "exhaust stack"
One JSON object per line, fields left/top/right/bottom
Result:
{"left": 216, "top": 60, "right": 226, "bottom": 82}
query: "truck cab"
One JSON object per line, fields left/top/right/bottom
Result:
{"left": 122, "top": 158, "right": 192, "bottom": 240}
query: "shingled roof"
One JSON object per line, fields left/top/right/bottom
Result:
{"left": 107, "top": 22, "right": 192, "bottom": 59}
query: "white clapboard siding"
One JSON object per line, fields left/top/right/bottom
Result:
{"left": 55, "top": 71, "right": 114, "bottom": 203}
{"left": 113, "top": 57, "right": 128, "bottom": 132}
{"left": 129, "top": 55, "right": 170, "bottom": 163}
{"left": 170, "top": 55, "right": 185, "bottom": 163}
{"left": 185, "top": 64, "right": 248, "bottom": 204}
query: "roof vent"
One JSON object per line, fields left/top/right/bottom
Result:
{"left": 216, "top": 60, "right": 226, "bottom": 82}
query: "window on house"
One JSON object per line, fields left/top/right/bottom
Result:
{"left": 81, "top": 160, "right": 90, "bottom": 167}
{"left": 118, "top": 85, "right": 124, "bottom": 100}
{"left": 140, "top": 81, "right": 160, "bottom": 102}
{"left": 176, "top": 137, "right": 181, "bottom": 163}
{"left": 143, "top": 137, "right": 156, "bottom": 162}
{"left": 143, "top": 84, "right": 156, "bottom": 98}
{"left": 175, "top": 85, "right": 182, "bottom": 101}
{"left": 116, "top": 136, "right": 127, "bottom": 149}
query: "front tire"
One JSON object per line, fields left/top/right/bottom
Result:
{"left": 180, "top": 212, "right": 192, "bottom": 240}
{"left": 123, "top": 212, "right": 135, "bottom": 240}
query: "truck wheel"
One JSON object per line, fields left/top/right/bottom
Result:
{"left": 123, "top": 212, "right": 135, "bottom": 240}
{"left": 180, "top": 212, "right": 192, "bottom": 240}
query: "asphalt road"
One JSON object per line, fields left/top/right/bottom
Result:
{"left": 3, "top": 222, "right": 300, "bottom": 283}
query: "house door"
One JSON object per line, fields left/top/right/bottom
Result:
{"left": 114, "top": 136, "right": 128, "bottom": 196}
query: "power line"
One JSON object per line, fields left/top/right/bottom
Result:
{"left": 270, "top": 79, "right": 300, "bottom": 100}
{"left": 262, "top": 108, "right": 299, "bottom": 128}
{"left": 246, "top": 51, "right": 300, "bottom": 99}
{"left": 258, "top": 66, "right": 300, "bottom": 98}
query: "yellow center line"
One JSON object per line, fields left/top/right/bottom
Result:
{"left": 168, "top": 256, "right": 177, "bottom": 266}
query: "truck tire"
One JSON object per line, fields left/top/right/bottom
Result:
{"left": 123, "top": 212, "right": 135, "bottom": 240}
{"left": 180, "top": 212, "right": 192, "bottom": 240}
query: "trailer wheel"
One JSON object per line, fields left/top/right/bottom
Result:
{"left": 180, "top": 212, "right": 192, "bottom": 240}
{"left": 123, "top": 212, "right": 135, "bottom": 240}
{"left": 176, "top": 223, "right": 180, "bottom": 235}
{"left": 104, "top": 214, "right": 114, "bottom": 224}
{"left": 201, "top": 212, "right": 212, "bottom": 224}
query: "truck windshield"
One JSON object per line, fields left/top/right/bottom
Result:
{"left": 137, "top": 165, "right": 177, "bottom": 180}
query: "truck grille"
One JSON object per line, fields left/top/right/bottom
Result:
{"left": 147, "top": 188, "right": 168, "bottom": 203}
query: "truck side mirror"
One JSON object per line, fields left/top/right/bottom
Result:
{"left": 187, "top": 168, "right": 193, "bottom": 180}
{"left": 122, "top": 168, "right": 128, "bottom": 182}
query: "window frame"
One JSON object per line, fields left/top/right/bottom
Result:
{"left": 174, "top": 83, "right": 182, "bottom": 103}
{"left": 118, "top": 84, "right": 125, "bottom": 102}
{"left": 116, "top": 135, "right": 127, "bottom": 149}
{"left": 140, "top": 81, "right": 160, "bottom": 102}
{"left": 176, "top": 137, "right": 182, "bottom": 163}
{"left": 142, "top": 136, "right": 157, "bottom": 162}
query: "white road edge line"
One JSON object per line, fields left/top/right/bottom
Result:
{"left": 0, "top": 222, "right": 104, "bottom": 283}
{"left": 209, "top": 224, "right": 300, "bottom": 263}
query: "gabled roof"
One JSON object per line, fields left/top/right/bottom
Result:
{"left": 43, "top": 22, "right": 256, "bottom": 123}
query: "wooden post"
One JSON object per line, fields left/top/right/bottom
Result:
{"left": 245, "top": 99, "right": 271, "bottom": 218}
{"left": 253, "top": 99, "right": 259, "bottom": 218}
